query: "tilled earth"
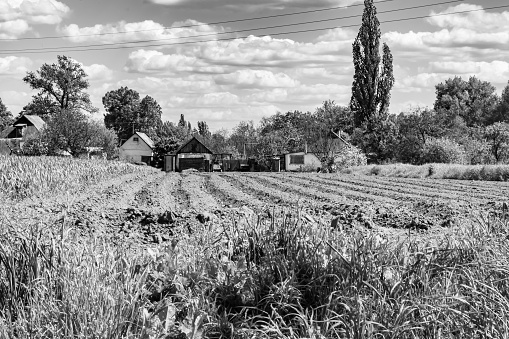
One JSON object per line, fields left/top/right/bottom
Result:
{"left": 2, "top": 170, "right": 507, "bottom": 243}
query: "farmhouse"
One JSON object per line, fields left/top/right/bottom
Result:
{"left": 119, "top": 132, "right": 154, "bottom": 165}
{"left": 166, "top": 135, "right": 214, "bottom": 172}
{"left": 0, "top": 115, "right": 45, "bottom": 139}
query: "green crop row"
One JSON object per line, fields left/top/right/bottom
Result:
{"left": 0, "top": 155, "right": 158, "bottom": 200}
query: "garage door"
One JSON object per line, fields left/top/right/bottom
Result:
{"left": 180, "top": 158, "right": 206, "bottom": 171}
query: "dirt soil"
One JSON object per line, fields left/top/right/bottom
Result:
{"left": 2, "top": 171, "right": 506, "bottom": 244}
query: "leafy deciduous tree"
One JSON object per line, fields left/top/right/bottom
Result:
{"left": 103, "top": 87, "right": 162, "bottom": 143}
{"left": 485, "top": 122, "right": 509, "bottom": 163}
{"left": 45, "top": 109, "right": 103, "bottom": 157}
{"left": 434, "top": 76, "right": 498, "bottom": 127}
{"left": 20, "top": 94, "right": 58, "bottom": 121}
{"left": 0, "top": 97, "right": 13, "bottom": 132}
{"left": 491, "top": 81, "right": 509, "bottom": 123}
{"left": 23, "top": 55, "right": 96, "bottom": 115}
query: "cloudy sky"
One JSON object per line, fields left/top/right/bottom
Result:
{"left": 0, "top": 0, "right": 508, "bottom": 130}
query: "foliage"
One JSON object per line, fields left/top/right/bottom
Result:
{"left": 0, "top": 97, "right": 13, "bottom": 132}
{"left": 394, "top": 108, "right": 443, "bottom": 164}
{"left": 23, "top": 55, "right": 96, "bottom": 114}
{"left": 491, "top": 81, "right": 509, "bottom": 123}
{"left": 350, "top": 0, "right": 394, "bottom": 128}
{"left": 307, "top": 101, "right": 355, "bottom": 164}
{"left": 152, "top": 136, "right": 181, "bottom": 168}
{"left": 89, "top": 122, "right": 119, "bottom": 160}
{"left": 229, "top": 121, "right": 257, "bottom": 158}
{"left": 44, "top": 109, "right": 104, "bottom": 157}
{"left": 331, "top": 145, "right": 367, "bottom": 171}
{"left": 484, "top": 122, "right": 509, "bottom": 163}
{"left": 420, "top": 137, "right": 465, "bottom": 164}
{"left": 462, "top": 137, "right": 494, "bottom": 165}
{"left": 20, "top": 93, "right": 58, "bottom": 121}
{"left": 197, "top": 121, "right": 211, "bottom": 139}
{"left": 138, "top": 95, "right": 163, "bottom": 139}
{"left": 208, "top": 129, "right": 238, "bottom": 157}
{"left": 351, "top": 116, "right": 398, "bottom": 163}
{"left": 103, "top": 87, "right": 162, "bottom": 143}
{"left": 434, "top": 76, "right": 499, "bottom": 127}
{"left": 21, "top": 133, "right": 49, "bottom": 156}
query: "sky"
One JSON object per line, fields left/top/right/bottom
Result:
{"left": 0, "top": 0, "right": 508, "bottom": 131}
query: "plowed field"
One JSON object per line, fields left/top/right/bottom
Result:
{"left": 5, "top": 170, "right": 506, "bottom": 243}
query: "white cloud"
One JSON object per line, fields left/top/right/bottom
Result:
{"left": 427, "top": 4, "right": 509, "bottom": 33}
{"left": 427, "top": 60, "right": 509, "bottom": 85}
{"left": 0, "top": 90, "right": 31, "bottom": 114}
{"left": 286, "top": 83, "right": 350, "bottom": 105}
{"left": 244, "top": 89, "right": 288, "bottom": 103}
{"left": 0, "top": 56, "right": 32, "bottom": 75}
{"left": 215, "top": 70, "right": 298, "bottom": 88}
{"left": 147, "top": 0, "right": 361, "bottom": 12}
{"left": 0, "top": 0, "right": 69, "bottom": 24}
{"left": 59, "top": 19, "right": 221, "bottom": 44}
{"left": 316, "top": 27, "right": 357, "bottom": 42}
{"left": 83, "top": 64, "right": 113, "bottom": 81}
{"left": 125, "top": 49, "right": 225, "bottom": 74}
{"left": 195, "top": 92, "right": 240, "bottom": 107}
{"left": 0, "top": 19, "right": 30, "bottom": 38}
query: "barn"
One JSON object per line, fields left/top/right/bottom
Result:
{"left": 0, "top": 115, "right": 46, "bottom": 139}
{"left": 166, "top": 135, "right": 214, "bottom": 172}
{"left": 119, "top": 132, "right": 154, "bottom": 165}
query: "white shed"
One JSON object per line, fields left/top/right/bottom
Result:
{"left": 119, "top": 132, "right": 154, "bottom": 165}
{"left": 284, "top": 152, "right": 322, "bottom": 172}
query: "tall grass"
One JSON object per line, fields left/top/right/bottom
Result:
{"left": 0, "top": 155, "right": 158, "bottom": 200}
{"left": 2, "top": 205, "right": 509, "bottom": 338}
{"left": 344, "top": 163, "right": 509, "bottom": 181}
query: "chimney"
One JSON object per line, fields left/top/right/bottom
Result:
{"left": 304, "top": 140, "right": 308, "bottom": 154}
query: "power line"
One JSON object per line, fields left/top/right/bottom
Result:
{"left": 0, "top": 0, "right": 402, "bottom": 41}
{"left": 0, "top": 0, "right": 465, "bottom": 53}
{"left": 1, "top": 3, "right": 507, "bottom": 55}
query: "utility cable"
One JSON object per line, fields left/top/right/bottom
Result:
{"left": 1, "top": 3, "right": 506, "bottom": 55}
{"left": 0, "top": 0, "right": 403, "bottom": 41}
{"left": 0, "top": 0, "right": 465, "bottom": 53}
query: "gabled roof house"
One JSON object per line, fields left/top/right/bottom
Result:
{"left": 0, "top": 115, "right": 46, "bottom": 139}
{"left": 119, "top": 132, "right": 155, "bottom": 165}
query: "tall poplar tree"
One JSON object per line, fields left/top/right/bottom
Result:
{"left": 350, "top": 0, "right": 394, "bottom": 128}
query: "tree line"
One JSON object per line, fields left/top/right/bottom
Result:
{"left": 0, "top": 0, "right": 508, "bottom": 167}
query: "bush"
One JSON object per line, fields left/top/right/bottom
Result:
{"left": 420, "top": 138, "right": 465, "bottom": 164}
{"left": 332, "top": 145, "right": 367, "bottom": 170}
{"left": 21, "top": 134, "right": 49, "bottom": 156}
{"left": 462, "top": 138, "right": 494, "bottom": 165}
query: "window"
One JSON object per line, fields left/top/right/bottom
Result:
{"left": 133, "top": 137, "right": 139, "bottom": 142}
{"left": 290, "top": 155, "right": 305, "bottom": 164}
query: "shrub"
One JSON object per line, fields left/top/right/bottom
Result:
{"left": 462, "top": 137, "right": 494, "bottom": 165}
{"left": 420, "top": 138, "right": 465, "bottom": 164}
{"left": 331, "top": 146, "right": 367, "bottom": 171}
{"left": 21, "top": 134, "right": 49, "bottom": 156}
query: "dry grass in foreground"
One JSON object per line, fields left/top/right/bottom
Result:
{"left": 343, "top": 163, "right": 509, "bottom": 181}
{"left": 1, "top": 205, "right": 509, "bottom": 338}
